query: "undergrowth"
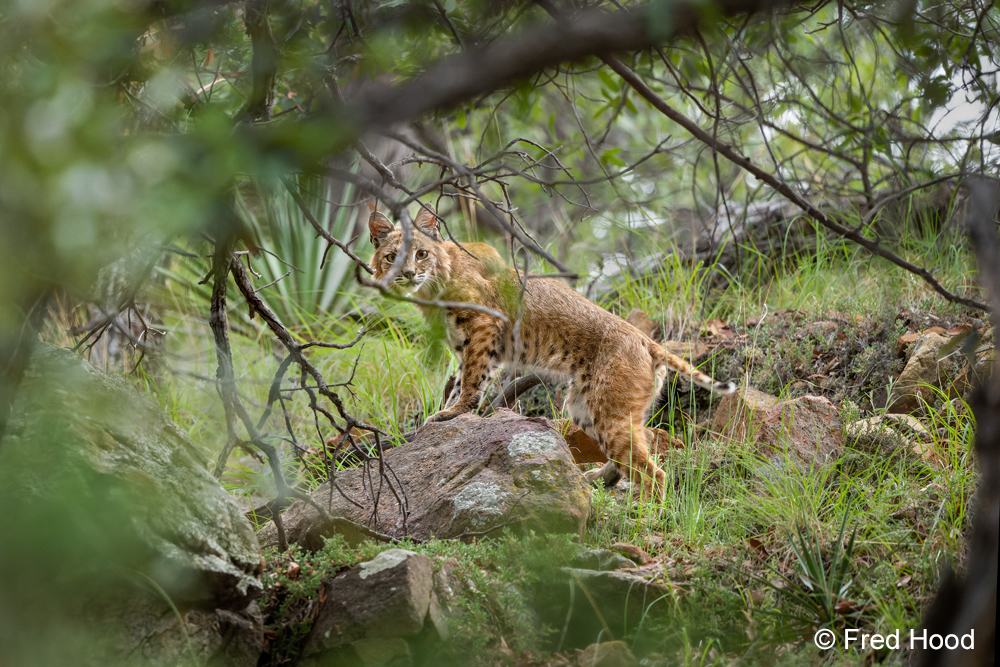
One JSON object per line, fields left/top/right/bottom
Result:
{"left": 42, "top": 194, "right": 986, "bottom": 666}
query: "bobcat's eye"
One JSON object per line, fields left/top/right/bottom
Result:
{"left": 415, "top": 249, "right": 428, "bottom": 260}
{"left": 385, "top": 252, "right": 396, "bottom": 263}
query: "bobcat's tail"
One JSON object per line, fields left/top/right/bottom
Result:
{"left": 650, "top": 349, "right": 737, "bottom": 422}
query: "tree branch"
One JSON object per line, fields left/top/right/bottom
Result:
{"left": 601, "top": 54, "right": 990, "bottom": 312}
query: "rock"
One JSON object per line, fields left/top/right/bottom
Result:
{"left": 896, "top": 332, "right": 921, "bottom": 357}
{"left": 712, "top": 388, "right": 843, "bottom": 470}
{"left": 709, "top": 387, "right": 779, "bottom": 442}
{"left": 258, "top": 412, "right": 591, "bottom": 548}
{"left": 301, "top": 638, "right": 412, "bottom": 667}
{"left": 352, "top": 638, "right": 413, "bottom": 667}
{"left": 431, "top": 558, "right": 464, "bottom": 611}
{"left": 756, "top": 395, "right": 845, "bottom": 471}
{"left": 535, "top": 569, "right": 674, "bottom": 650}
{"left": 804, "top": 321, "right": 838, "bottom": 337}
{"left": 303, "top": 549, "right": 434, "bottom": 657}
{"left": 626, "top": 309, "right": 658, "bottom": 340}
{"left": 0, "top": 344, "right": 263, "bottom": 607}
{"left": 573, "top": 549, "right": 633, "bottom": 571}
{"left": 558, "top": 420, "right": 683, "bottom": 466}
{"left": 96, "top": 594, "right": 264, "bottom": 667}
{"left": 889, "top": 332, "right": 965, "bottom": 414}
{"left": 846, "top": 415, "right": 936, "bottom": 462}
{"left": 609, "top": 542, "right": 653, "bottom": 565}
{"left": 576, "top": 641, "right": 640, "bottom": 667}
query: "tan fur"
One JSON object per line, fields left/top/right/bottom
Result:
{"left": 368, "top": 205, "right": 736, "bottom": 497}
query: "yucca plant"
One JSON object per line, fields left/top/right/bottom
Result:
{"left": 235, "top": 167, "right": 364, "bottom": 328}
{"left": 752, "top": 509, "right": 863, "bottom": 636}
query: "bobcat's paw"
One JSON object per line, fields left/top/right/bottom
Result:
{"left": 424, "top": 408, "right": 463, "bottom": 424}
{"left": 583, "top": 461, "right": 622, "bottom": 488}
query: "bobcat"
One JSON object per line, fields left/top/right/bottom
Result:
{"left": 368, "top": 204, "right": 736, "bottom": 496}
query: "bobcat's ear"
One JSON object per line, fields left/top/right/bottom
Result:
{"left": 413, "top": 205, "right": 442, "bottom": 241}
{"left": 369, "top": 211, "right": 394, "bottom": 248}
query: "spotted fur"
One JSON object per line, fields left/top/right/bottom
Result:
{"left": 368, "top": 205, "right": 737, "bottom": 497}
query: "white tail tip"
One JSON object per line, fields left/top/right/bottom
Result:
{"left": 714, "top": 381, "right": 737, "bottom": 395}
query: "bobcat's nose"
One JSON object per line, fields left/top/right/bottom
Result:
{"left": 403, "top": 270, "right": 415, "bottom": 279}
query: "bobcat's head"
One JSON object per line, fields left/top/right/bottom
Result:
{"left": 368, "top": 205, "right": 450, "bottom": 296}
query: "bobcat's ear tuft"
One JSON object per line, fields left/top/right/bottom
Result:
{"left": 369, "top": 211, "right": 394, "bottom": 248}
{"left": 413, "top": 205, "right": 442, "bottom": 241}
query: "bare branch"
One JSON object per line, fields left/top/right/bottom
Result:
{"left": 602, "top": 54, "right": 990, "bottom": 312}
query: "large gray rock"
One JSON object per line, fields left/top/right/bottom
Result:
{"left": 0, "top": 344, "right": 263, "bottom": 609}
{"left": 258, "top": 411, "right": 591, "bottom": 548}
{"left": 0, "top": 344, "right": 265, "bottom": 667}
{"left": 302, "top": 550, "right": 434, "bottom": 659}
{"left": 93, "top": 594, "right": 264, "bottom": 667}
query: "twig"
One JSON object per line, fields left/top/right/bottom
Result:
{"left": 354, "top": 264, "right": 510, "bottom": 321}
{"left": 282, "top": 176, "right": 374, "bottom": 274}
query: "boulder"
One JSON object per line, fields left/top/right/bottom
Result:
{"left": 258, "top": 411, "right": 591, "bottom": 549}
{"left": 609, "top": 542, "right": 653, "bottom": 565}
{"left": 709, "top": 387, "right": 779, "bottom": 442}
{"left": 96, "top": 595, "right": 264, "bottom": 667}
{"left": 302, "top": 550, "right": 434, "bottom": 658}
{"left": 572, "top": 549, "right": 634, "bottom": 571}
{"left": 756, "top": 395, "right": 845, "bottom": 471}
{"left": 0, "top": 344, "right": 265, "bottom": 665}
{"left": 889, "top": 332, "right": 965, "bottom": 414}
{"left": 0, "top": 344, "right": 264, "bottom": 609}
{"left": 711, "top": 389, "right": 843, "bottom": 470}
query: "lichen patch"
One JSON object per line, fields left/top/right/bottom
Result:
{"left": 507, "top": 431, "right": 559, "bottom": 458}
{"left": 452, "top": 482, "right": 509, "bottom": 527}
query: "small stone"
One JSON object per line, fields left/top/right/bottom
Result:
{"left": 609, "top": 542, "right": 653, "bottom": 565}
{"left": 625, "top": 309, "right": 658, "bottom": 340}
{"left": 576, "top": 640, "right": 639, "bottom": 667}
{"left": 896, "top": 332, "right": 921, "bottom": 357}
{"left": 573, "top": 549, "right": 633, "bottom": 571}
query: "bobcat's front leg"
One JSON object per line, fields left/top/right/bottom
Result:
{"left": 426, "top": 314, "right": 502, "bottom": 423}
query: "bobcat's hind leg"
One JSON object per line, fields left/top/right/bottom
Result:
{"left": 583, "top": 460, "right": 623, "bottom": 488}
{"left": 595, "top": 419, "right": 665, "bottom": 499}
